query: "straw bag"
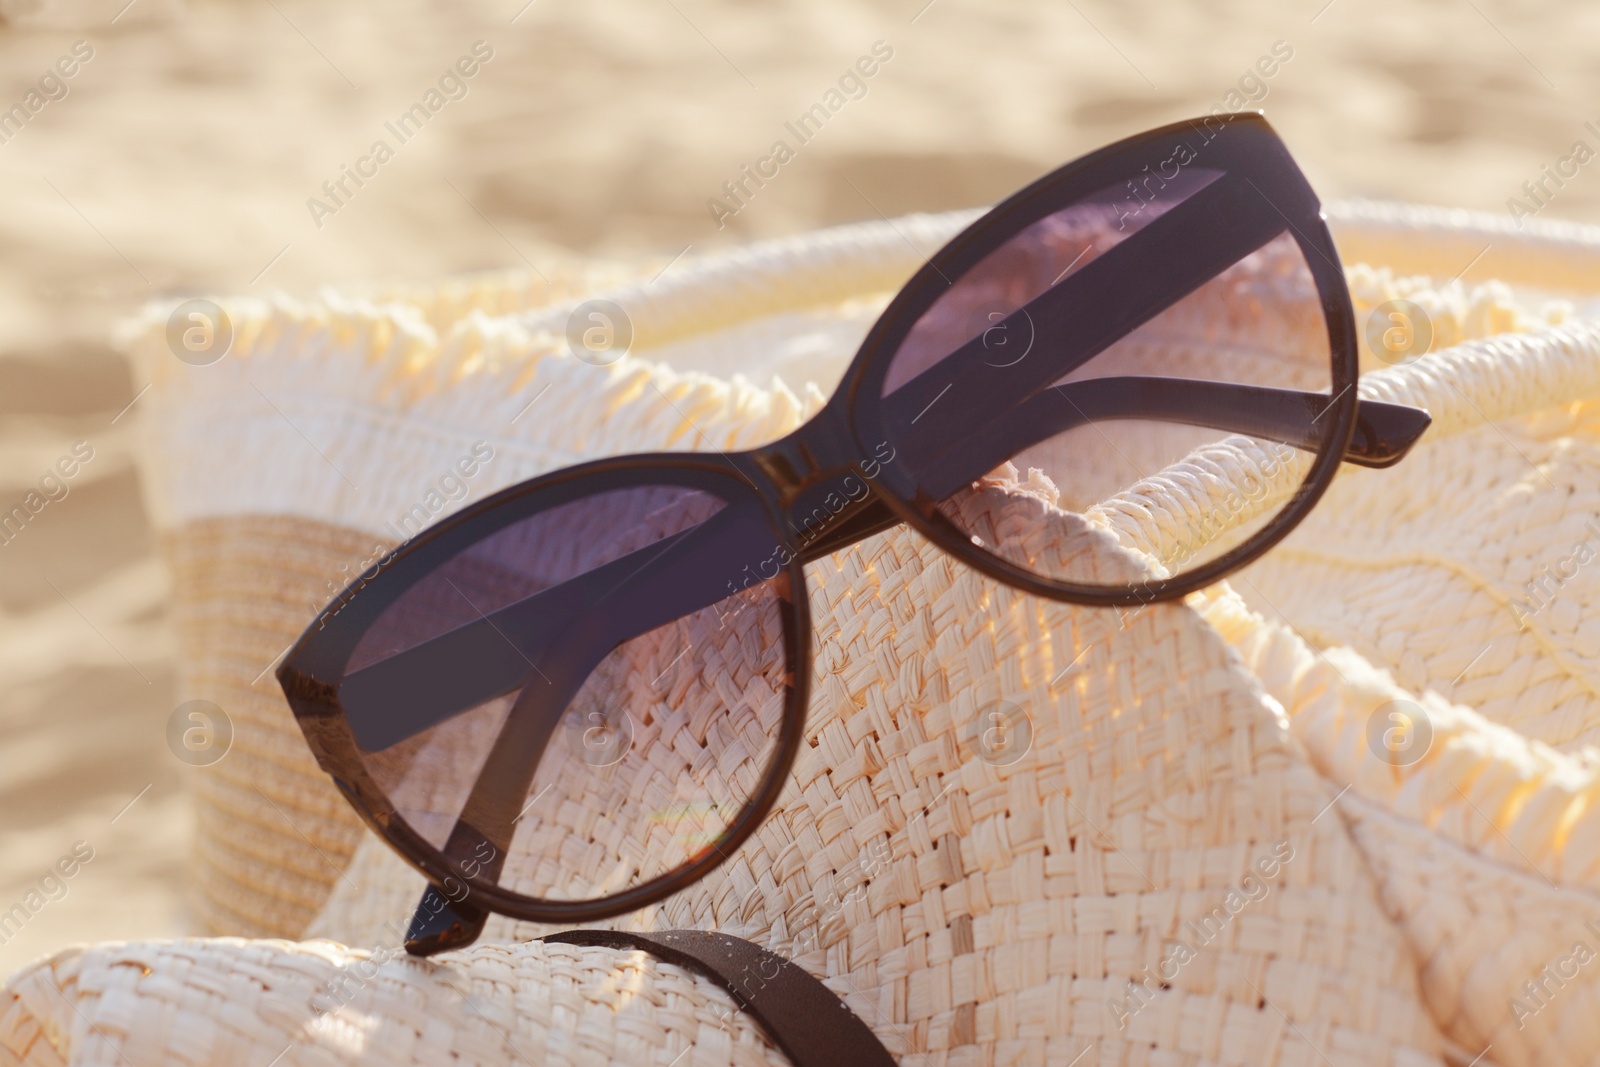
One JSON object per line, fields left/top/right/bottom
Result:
{"left": 6, "top": 203, "right": 1600, "bottom": 1067}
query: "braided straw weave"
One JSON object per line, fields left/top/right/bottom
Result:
{"left": 6, "top": 204, "right": 1600, "bottom": 1066}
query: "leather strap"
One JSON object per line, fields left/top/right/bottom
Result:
{"left": 541, "top": 928, "right": 896, "bottom": 1066}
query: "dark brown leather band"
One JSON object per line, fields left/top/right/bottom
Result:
{"left": 541, "top": 928, "right": 896, "bottom": 1067}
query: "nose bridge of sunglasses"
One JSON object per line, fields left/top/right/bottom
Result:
{"left": 748, "top": 407, "right": 907, "bottom": 564}
{"left": 783, "top": 469, "right": 901, "bottom": 564}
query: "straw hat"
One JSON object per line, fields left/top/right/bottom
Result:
{"left": 7, "top": 204, "right": 1600, "bottom": 1066}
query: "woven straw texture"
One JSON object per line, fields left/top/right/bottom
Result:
{"left": 6, "top": 203, "right": 1600, "bottom": 1066}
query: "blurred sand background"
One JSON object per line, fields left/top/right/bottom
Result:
{"left": 0, "top": 0, "right": 1597, "bottom": 976}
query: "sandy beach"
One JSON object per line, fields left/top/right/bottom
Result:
{"left": 0, "top": 0, "right": 1597, "bottom": 976}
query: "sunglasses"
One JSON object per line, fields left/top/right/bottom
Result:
{"left": 278, "top": 113, "right": 1431, "bottom": 957}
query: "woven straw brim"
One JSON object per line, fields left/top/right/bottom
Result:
{"left": 166, "top": 516, "right": 388, "bottom": 938}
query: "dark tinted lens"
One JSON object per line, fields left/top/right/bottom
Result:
{"left": 346, "top": 485, "right": 722, "bottom": 673}
{"left": 880, "top": 154, "right": 1335, "bottom": 586}
{"left": 339, "top": 481, "right": 791, "bottom": 902}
